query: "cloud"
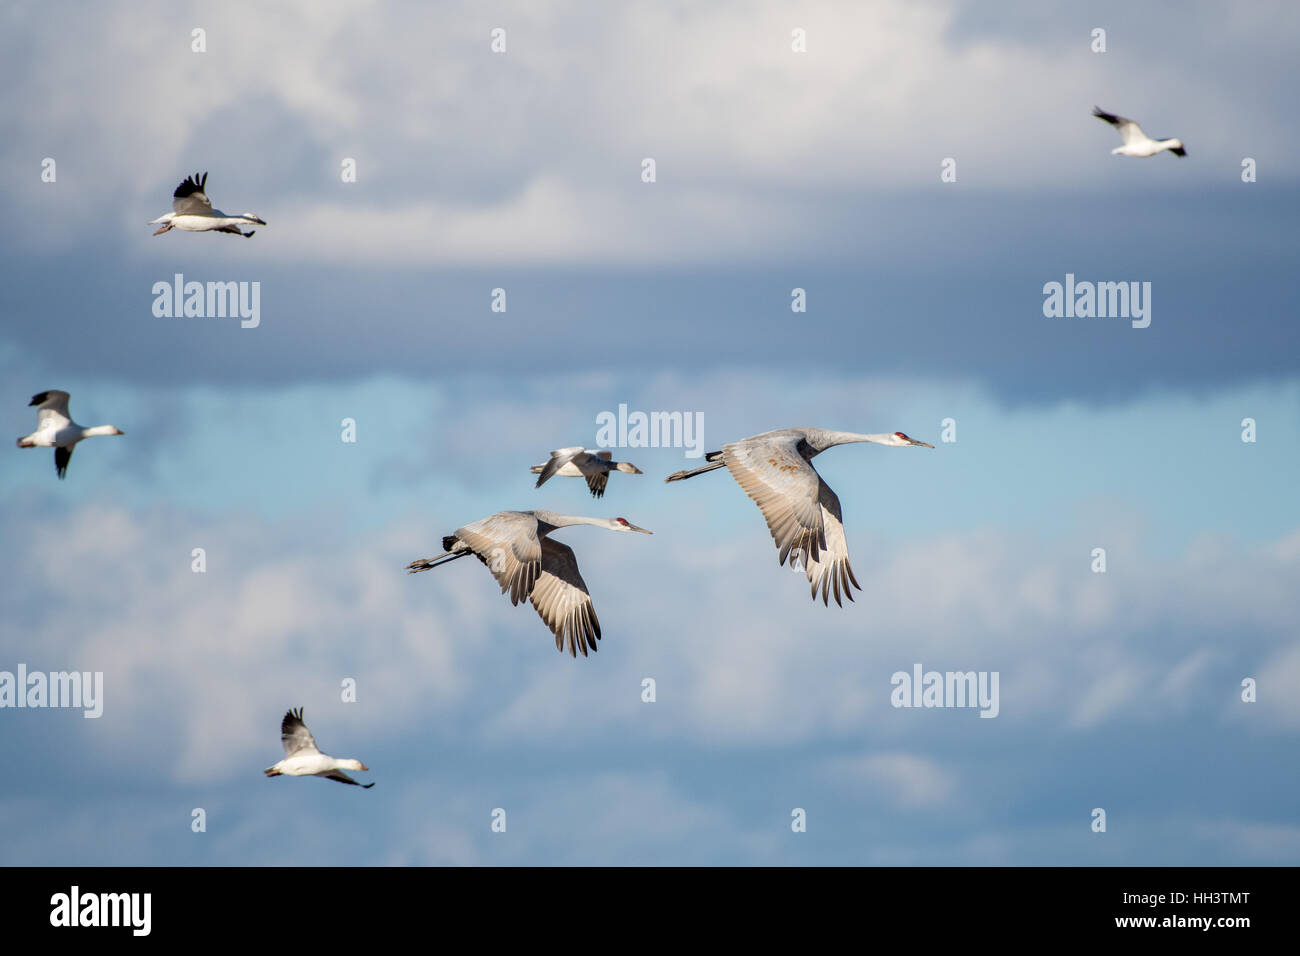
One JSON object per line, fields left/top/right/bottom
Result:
{"left": 827, "top": 752, "right": 958, "bottom": 808}
{"left": 5, "top": 1, "right": 1298, "bottom": 263}
{"left": 1251, "top": 642, "right": 1300, "bottom": 729}
{"left": 5, "top": 476, "right": 1295, "bottom": 788}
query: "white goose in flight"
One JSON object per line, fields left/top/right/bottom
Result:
{"left": 531, "top": 446, "right": 643, "bottom": 498}
{"left": 264, "top": 709, "right": 373, "bottom": 788}
{"left": 149, "top": 172, "right": 266, "bottom": 237}
{"left": 406, "top": 510, "right": 652, "bottom": 657}
{"left": 666, "top": 428, "right": 932, "bottom": 606}
{"left": 16, "top": 390, "right": 124, "bottom": 479}
{"left": 1092, "top": 107, "right": 1186, "bottom": 157}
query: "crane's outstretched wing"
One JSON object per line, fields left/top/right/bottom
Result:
{"left": 30, "top": 390, "right": 72, "bottom": 430}
{"left": 723, "top": 435, "right": 827, "bottom": 566}
{"left": 322, "top": 770, "right": 374, "bottom": 788}
{"left": 281, "top": 708, "right": 320, "bottom": 757}
{"left": 800, "top": 479, "right": 862, "bottom": 606}
{"left": 454, "top": 512, "right": 543, "bottom": 605}
{"left": 530, "top": 538, "right": 601, "bottom": 657}
{"left": 535, "top": 446, "right": 586, "bottom": 488}
{"left": 172, "top": 172, "right": 213, "bottom": 215}
{"left": 1092, "top": 107, "right": 1146, "bottom": 146}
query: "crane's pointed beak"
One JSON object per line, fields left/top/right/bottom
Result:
{"left": 628, "top": 523, "right": 652, "bottom": 534}
{"left": 910, "top": 439, "right": 934, "bottom": 448}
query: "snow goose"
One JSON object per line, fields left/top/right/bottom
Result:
{"left": 16, "top": 390, "right": 123, "bottom": 479}
{"left": 406, "top": 509, "right": 652, "bottom": 657}
{"left": 264, "top": 709, "right": 373, "bottom": 787}
{"left": 149, "top": 172, "right": 266, "bottom": 237}
{"left": 531, "top": 446, "right": 643, "bottom": 498}
{"left": 1092, "top": 107, "right": 1186, "bottom": 157}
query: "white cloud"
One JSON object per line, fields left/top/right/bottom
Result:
{"left": 5, "top": 1, "right": 1296, "bottom": 263}
{"left": 828, "top": 752, "right": 957, "bottom": 808}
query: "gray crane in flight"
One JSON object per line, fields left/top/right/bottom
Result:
{"left": 666, "top": 428, "right": 933, "bottom": 606}
{"left": 406, "top": 510, "right": 651, "bottom": 657}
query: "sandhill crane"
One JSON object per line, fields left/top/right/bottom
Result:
{"left": 16, "top": 390, "right": 124, "bottom": 479}
{"left": 264, "top": 708, "right": 373, "bottom": 788}
{"left": 1092, "top": 107, "right": 1186, "bottom": 157}
{"left": 406, "top": 510, "right": 652, "bottom": 657}
{"left": 531, "top": 446, "right": 643, "bottom": 498}
{"left": 665, "top": 428, "right": 932, "bottom": 605}
{"left": 149, "top": 172, "right": 266, "bottom": 237}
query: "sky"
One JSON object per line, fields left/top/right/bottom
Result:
{"left": 0, "top": 0, "right": 1297, "bottom": 866}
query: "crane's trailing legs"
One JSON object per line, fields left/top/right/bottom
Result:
{"left": 406, "top": 551, "right": 472, "bottom": 573}
{"left": 665, "top": 451, "right": 725, "bottom": 482}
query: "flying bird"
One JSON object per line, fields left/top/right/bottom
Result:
{"left": 264, "top": 708, "right": 373, "bottom": 787}
{"left": 665, "top": 428, "right": 933, "bottom": 606}
{"left": 1092, "top": 107, "right": 1186, "bottom": 157}
{"left": 531, "top": 446, "right": 643, "bottom": 498}
{"left": 406, "top": 510, "right": 652, "bottom": 657}
{"left": 16, "top": 390, "right": 124, "bottom": 479}
{"left": 149, "top": 172, "right": 267, "bottom": 237}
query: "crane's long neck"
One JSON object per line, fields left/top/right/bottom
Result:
{"left": 532, "top": 512, "right": 615, "bottom": 532}
{"left": 807, "top": 430, "right": 894, "bottom": 452}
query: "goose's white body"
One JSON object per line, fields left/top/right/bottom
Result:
{"left": 531, "top": 446, "right": 643, "bottom": 498}
{"left": 16, "top": 390, "right": 123, "bottom": 479}
{"left": 162, "top": 212, "right": 265, "bottom": 233}
{"left": 150, "top": 172, "right": 266, "bottom": 237}
{"left": 273, "top": 752, "right": 357, "bottom": 777}
{"left": 1092, "top": 107, "right": 1186, "bottom": 158}
{"left": 264, "top": 708, "right": 373, "bottom": 787}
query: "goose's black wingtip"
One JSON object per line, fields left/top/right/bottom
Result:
{"left": 174, "top": 171, "right": 209, "bottom": 198}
